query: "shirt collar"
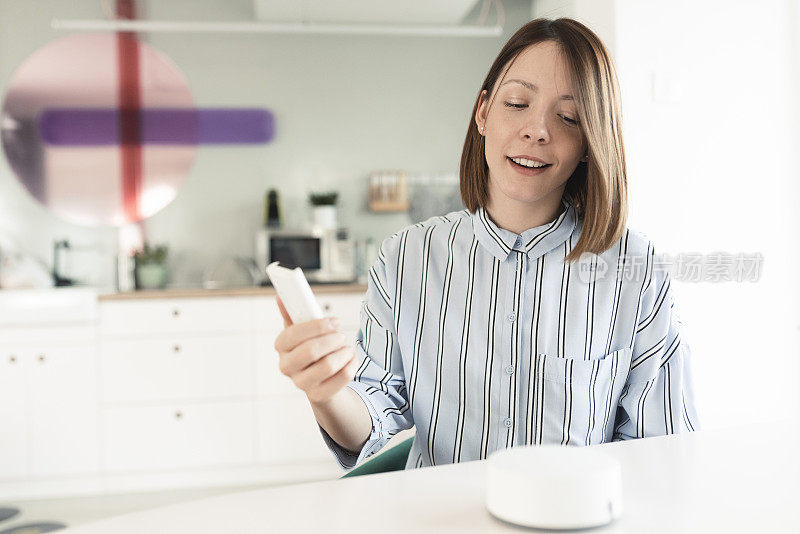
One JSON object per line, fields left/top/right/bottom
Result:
{"left": 471, "top": 195, "right": 578, "bottom": 261}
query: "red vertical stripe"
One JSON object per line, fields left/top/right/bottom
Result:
{"left": 116, "top": 0, "right": 142, "bottom": 222}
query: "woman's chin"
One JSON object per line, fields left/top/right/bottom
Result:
{"left": 488, "top": 172, "right": 566, "bottom": 206}
{"left": 496, "top": 184, "right": 551, "bottom": 205}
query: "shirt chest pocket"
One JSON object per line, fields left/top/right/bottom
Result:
{"left": 530, "top": 348, "right": 632, "bottom": 446}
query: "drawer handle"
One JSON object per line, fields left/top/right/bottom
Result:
{"left": 323, "top": 304, "right": 331, "bottom": 312}
{"left": 175, "top": 411, "right": 183, "bottom": 420}
{"left": 173, "top": 344, "right": 181, "bottom": 353}
{"left": 38, "top": 354, "right": 46, "bottom": 363}
{"left": 172, "top": 309, "right": 180, "bottom": 318}
{"left": 9, "top": 355, "right": 16, "bottom": 364}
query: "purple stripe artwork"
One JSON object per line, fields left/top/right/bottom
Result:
{"left": 39, "top": 108, "right": 274, "bottom": 146}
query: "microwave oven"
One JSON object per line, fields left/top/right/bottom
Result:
{"left": 255, "top": 227, "right": 355, "bottom": 284}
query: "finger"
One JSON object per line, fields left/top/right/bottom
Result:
{"left": 293, "top": 346, "right": 353, "bottom": 390}
{"left": 308, "top": 357, "right": 357, "bottom": 403}
{"left": 274, "top": 316, "right": 339, "bottom": 353}
{"left": 282, "top": 332, "right": 348, "bottom": 376}
{"left": 276, "top": 296, "right": 292, "bottom": 327}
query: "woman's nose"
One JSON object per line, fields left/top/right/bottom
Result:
{"left": 521, "top": 113, "right": 550, "bottom": 143}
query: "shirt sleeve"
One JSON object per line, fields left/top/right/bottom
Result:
{"left": 613, "top": 247, "right": 702, "bottom": 441}
{"left": 319, "top": 234, "right": 414, "bottom": 469}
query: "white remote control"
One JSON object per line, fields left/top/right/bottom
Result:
{"left": 265, "top": 262, "right": 325, "bottom": 324}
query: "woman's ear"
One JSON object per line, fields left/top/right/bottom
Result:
{"left": 474, "top": 89, "right": 488, "bottom": 135}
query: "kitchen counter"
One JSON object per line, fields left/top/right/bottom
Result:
{"left": 98, "top": 283, "right": 368, "bottom": 301}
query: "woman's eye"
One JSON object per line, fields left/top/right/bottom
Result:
{"left": 503, "top": 102, "right": 579, "bottom": 126}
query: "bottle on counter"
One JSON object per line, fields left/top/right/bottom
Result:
{"left": 264, "top": 189, "right": 282, "bottom": 229}
{"left": 255, "top": 189, "right": 281, "bottom": 286}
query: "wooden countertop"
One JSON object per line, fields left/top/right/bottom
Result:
{"left": 98, "top": 284, "right": 367, "bottom": 301}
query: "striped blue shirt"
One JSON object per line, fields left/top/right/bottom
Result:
{"left": 320, "top": 195, "right": 700, "bottom": 470}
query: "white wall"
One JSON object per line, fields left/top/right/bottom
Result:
{"left": 532, "top": 0, "right": 617, "bottom": 56}
{"left": 0, "top": 0, "right": 534, "bottom": 287}
{"left": 615, "top": 0, "right": 800, "bottom": 428}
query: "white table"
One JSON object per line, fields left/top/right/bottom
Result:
{"left": 62, "top": 419, "right": 800, "bottom": 533}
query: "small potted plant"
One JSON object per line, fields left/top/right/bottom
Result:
{"left": 308, "top": 191, "right": 339, "bottom": 229}
{"left": 134, "top": 243, "right": 169, "bottom": 290}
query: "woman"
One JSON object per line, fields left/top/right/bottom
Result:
{"left": 274, "top": 17, "right": 700, "bottom": 470}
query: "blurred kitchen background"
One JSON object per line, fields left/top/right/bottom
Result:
{"left": 0, "top": 0, "right": 526, "bottom": 290}
{"left": 0, "top": 0, "right": 798, "bottom": 530}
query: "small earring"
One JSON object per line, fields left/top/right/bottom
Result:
{"left": 480, "top": 124, "right": 485, "bottom": 133}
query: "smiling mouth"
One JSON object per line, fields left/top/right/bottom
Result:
{"left": 507, "top": 156, "right": 551, "bottom": 170}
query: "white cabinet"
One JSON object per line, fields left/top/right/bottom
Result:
{"left": 99, "top": 298, "right": 253, "bottom": 336}
{"left": 99, "top": 297, "right": 257, "bottom": 473}
{"left": 0, "top": 350, "right": 27, "bottom": 479}
{"left": 101, "top": 335, "right": 254, "bottom": 403}
{"left": 254, "top": 298, "right": 294, "bottom": 399}
{"left": 257, "top": 393, "right": 333, "bottom": 463}
{"left": 28, "top": 345, "right": 100, "bottom": 477}
{"left": 253, "top": 293, "right": 364, "bottom": 465}
{"left": 102, "top": 401, "right": 256, "bottom": 471}
{"left": 99, "top": 292, "right": 364, "bottom": 478}
{"left": 0, "top": 288, "right": 366, "bottom": 498}
{"left": 0, "top": 339, "right": 99, "bottom": 480}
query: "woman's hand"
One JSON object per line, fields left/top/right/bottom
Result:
{"left": 273, "top": 296, "right": 358, "bottom": 405}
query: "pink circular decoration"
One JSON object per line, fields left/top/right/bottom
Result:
{"left": 1, "top": 33, "right": 196, "bottom": 226}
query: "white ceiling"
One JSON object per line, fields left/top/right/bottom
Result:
{"left": 253, "top": 0, "right": 482, "bottom": 25}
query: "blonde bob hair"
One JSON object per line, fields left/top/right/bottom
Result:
{"left": 460, "top": 17, "right": 627, "bottom": 263}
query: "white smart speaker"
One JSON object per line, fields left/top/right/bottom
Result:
{"left": 486, "top": 445, "right": 624, "bottom": 530}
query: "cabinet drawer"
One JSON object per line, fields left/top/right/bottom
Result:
{"left": 100, "top": 298, "right": 253, "bottom": 337}
{"left": 253, "top": 294, "right": 363, "bottom": 335}
{"left": 102, "top": 401, "right": 255, "bottom": 471}
{"left": 257, "top": 394, "right": 336, "bottom": 464}
{"left": 102, "top": 336, "right": 254, "bottom": 403}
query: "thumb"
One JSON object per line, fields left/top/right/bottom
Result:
{"left": 276, "top": 296, "right": 293, "bottom": 327}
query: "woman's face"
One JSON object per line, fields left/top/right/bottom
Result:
{"left": 475, "top": 41, "right": 586, "bottom": 210}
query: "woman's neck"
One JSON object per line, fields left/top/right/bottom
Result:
{"left": 485, "top": 189, "right": 566, "bottom": 235}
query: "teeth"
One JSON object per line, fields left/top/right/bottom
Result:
{"left": 511, "top": 157, "right": 547, "bottom": 168}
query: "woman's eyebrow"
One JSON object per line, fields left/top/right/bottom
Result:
{"left": 501, "top": 78, "right": 574, "bottom": 100}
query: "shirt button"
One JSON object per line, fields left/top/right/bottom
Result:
{"left": 503, "top": 418, "right": 512, "bottom": 428}
{"left": 507, "top": 312, "right": 516, "bottom": 322}
{"left": 505, "top": 365, "right": 514, "bottom": 375}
